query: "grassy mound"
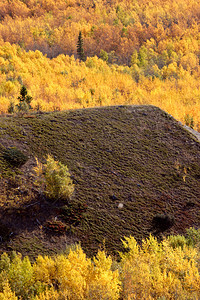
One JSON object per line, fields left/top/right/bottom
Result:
{"left": 0, "top": 105, "right": 200, "bottom": 258}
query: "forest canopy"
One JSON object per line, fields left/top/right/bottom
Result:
{"left": 0, "top": 0, "right": 200, "bottom": 129}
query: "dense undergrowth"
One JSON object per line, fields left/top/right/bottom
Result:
{"left": 1, "top": 232, "right": 200, "bottom": 299}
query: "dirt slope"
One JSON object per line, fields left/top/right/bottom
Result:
{"left": 0, "top": 105, "right": 200, "bottom": 258}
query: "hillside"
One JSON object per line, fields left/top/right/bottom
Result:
{"left": 0, "top": 105, "right": 200, "bottom": 259}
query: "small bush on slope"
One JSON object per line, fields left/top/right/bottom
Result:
{"left": 3, "top": 147, "right": 28, "bottom": 168}
{"left": 34, "top": 155, "right": 74, "bottom": 201}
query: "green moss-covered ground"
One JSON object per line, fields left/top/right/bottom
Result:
{"left": 0, "top": 105, "right": 200, "bottom": 258}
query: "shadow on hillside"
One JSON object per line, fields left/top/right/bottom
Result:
{"left": 0, "top": 185, "right": 74, "bottom": 249}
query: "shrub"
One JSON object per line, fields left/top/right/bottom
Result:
{"left": 34, "top": 288, "right": 59, "bottom": 300}
{"left": 6, "top": 253, "right": 34, "bottom": 299}
{"left": 167, "top": 234, "right": 188, "bottom": 249}
{"left": 45, "top": 220, "right": 68, "bottom": 234}
{"left": 88, "top": 250, "right": 121, "bottom": 300}
{"left": 34, "top": 155, "right": 74, "bottom": 201}
{"left": 119, "top": 235, "right": 200, "bottom": 300}
{"left": 0, "top": 281, "right": 18, "bottom": 300}
{"left": 7, "top": 101, "right": 15, "bottom": 114}
{"left": 3, "top": 147, "right": 28, "bottom": 167}
{"left": 184, "top": 114, "right": 194, "bottom": 129}
{"left": 100, "top": 49, "right": 108, "bottom": 62}
{"left": 185, "top": 227, "right": 200, "bottom": 247}
{"left": 60, "top": 202, "right": 87, "bottom": 225}
{"left": 152, "top": 213, "right": 175, "bottom": 232}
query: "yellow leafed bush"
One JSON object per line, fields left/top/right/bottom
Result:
{"left": 34, "top": 245, "right": 121, "bottom": 299}
{"left": 87, "top": 250, "right": 121, "bottom": 300}
{"left": 33, "top": 255, "right": 56, "bottom": 286}
{"left": 0, "top": 281, "right": 18, "bottom": 300}
{"left": 120, "top": 235, "right": 200, "bottom": 299}
{"left": 34, "top": 155, "right": 74, "bottom": 201}
{"left": 0, "top": 234, "right": 200, "bottom": 299}
{"left": 34, "top": 289, "right": 60, "bottom": 300}
{"left": 54, "top": 245, "right": 92, "bottom": 299}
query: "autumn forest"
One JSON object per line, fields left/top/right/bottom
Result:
{"left": 1, "top": 0, "right": 200, "bottom": 299}
{"left": 0, "top": 0, "right": 200, "bottom": 129}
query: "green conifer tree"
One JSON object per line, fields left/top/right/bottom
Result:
{"left": 77, "top": 31, "right": 86, "bottom": 62}
{"left": 16, "top": 85, "right": 32, "bottom": 112}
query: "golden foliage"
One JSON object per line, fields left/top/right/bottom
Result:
{"left": 33, "top": 245, "right": 120, "bottom": 299}
{"left": 120, "top": 235, "right": 200, "bottom": 299}
{"left": 1, "top": 235, "right": 200, "bottom": 299}
{"left": 33, "top": 155, "right": 75, "bottom": 200}
{"left": 0, "top": 281, "right": 18, "bottom": 300}
{"left": 0, "top": 43, "right": 200, "bottom": 129}
{"left": 0, "top": 0, "right": 200, "bottom": 128}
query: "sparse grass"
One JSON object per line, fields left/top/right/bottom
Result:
{"left": 6, "top": 235, "right": 58, "bottom": 262}
{"left": 0, "top": 105, "right": 200, "bottom": 258}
